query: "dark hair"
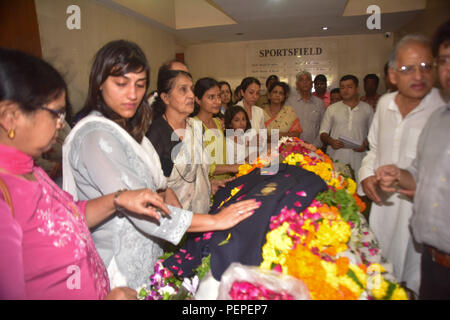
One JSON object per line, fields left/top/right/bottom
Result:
{"left": 190, "top": 77, "right": 219, "bottom": 117}
{"left": 267, "top": 81, "right": 289, "bottom": 105}
{"left": 340, "top": 74, "right": 359, "bottom": 87}
{"left": 314, "top": 74, "right": 327, "bottom": 83}
{"left": 266, "top": 75, "right": 279, "bottom": 87}
{"left": 0, "top": 48, "right": 71, "bottom": 119}
{"left": 239, "top": 77, "right": 261, "bottom": 93}
{"left": 224, "top": 105, "right": 251, "bottom": 131}
{"left": 330, "top": 88, "right": 340, "bottom": 95}
{"left": 218, "top": 81, "right": 233, "bottom": 108}
{"left": 432, "top": 19, "right": 450, "bottom": 56}
{"left": 151, "top": 69, "right": 193, "bottom": 120}
{"left": 77, "top": 40, "right": 150, "bottom": 142}
{"left": 363, "top": 74, "right": 379, "bottom": 86}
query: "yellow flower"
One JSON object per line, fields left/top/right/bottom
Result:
{"left": 391, "top": 287, "right": 408, "bottom": 300}
{"left": 348, "top": 264, "right": 367, "bottom": 289}
{"left": 261, "top": 223, "right": 292, "bottom": 271}
{"left": 367, "top": 263, "right": 386, "bottom": 274}
{"left": 308, "top": 219, "right": 351, "bottom": 253}
{"left": 340, "top": 275, "right": 364, "bottom": 298}
{"left": 370, "top": 278, "right": 389, "bottom": 299}
{"left": 346, "top": 178, "right": 357, "bottom": 195}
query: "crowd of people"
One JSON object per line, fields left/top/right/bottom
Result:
{"left": 0, "top": 19, "right": 449, "bottom": 300}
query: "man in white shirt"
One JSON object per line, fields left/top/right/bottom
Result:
{"left": 358, "top": 34, "right": 446, "bottom": 296}
{"left": 320, "top": 75, "right": 373, "bottom": 181}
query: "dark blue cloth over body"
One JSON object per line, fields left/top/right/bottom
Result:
{"left": 163, "top": 163, "right": 327, "bottom": 280}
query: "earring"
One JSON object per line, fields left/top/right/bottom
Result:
{"left": 7, "top": 129, "right": 15, "bottom": 139}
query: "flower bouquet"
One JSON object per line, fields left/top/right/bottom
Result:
{"left": 140, "top": 137, "right": 407, "bottom": 300}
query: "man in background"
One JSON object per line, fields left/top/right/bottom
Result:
{"left": 256, "top": 74, "right": 279, "bottom": 107}
{"left": 287, "top": 71, "right": 326, "bottom": 148}
{"left": 320, "top": 75, "right": 373, "bottom": 181}
{"left": 360, "top": 73, "right": 381, "bottom": 110}
{"left": 313, "top": 74, "right": 331, "bottom": 108}
{"left": 330, "top": 88, "right": 342, "bottom": 105}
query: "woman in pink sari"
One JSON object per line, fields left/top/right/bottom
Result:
{"left": 0, "top": 48, "right": 172, "bottom": 300}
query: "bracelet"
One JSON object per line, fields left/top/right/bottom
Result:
{"left": 113, "top": 188, "right": 128, "bottom": 211}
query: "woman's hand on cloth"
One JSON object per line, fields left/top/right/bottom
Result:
{"left": 214, "top": 199, "right": 261, "bottom": 230}
{"left": 116, "top": 188, "right": 172, "bottom": 221}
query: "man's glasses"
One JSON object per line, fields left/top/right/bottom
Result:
{"left": 397, "top": 62, "right": 433, "bottom": 75}
{"left": 38, "top": 106, "right": 66, "bottom": 123}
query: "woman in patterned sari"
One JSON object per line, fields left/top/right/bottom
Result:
{"left": 263, "top": 81, "right": 302, "bottom": 139}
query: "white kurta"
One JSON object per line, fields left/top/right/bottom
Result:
{"left": 358, "top": 88, "right": 445, "bottom": 294}
{"left": 63, "top": 113, "right": 193, "bottom": 289}
{"left": 236, "top": 101, "right": 266, "bottom": 131}
{"left": 320, "top": 100, "right": 374, "bottom": 181}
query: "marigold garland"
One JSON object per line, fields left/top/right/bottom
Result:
{"left": 259, "top": 137, "right": 408, "bottom": 300}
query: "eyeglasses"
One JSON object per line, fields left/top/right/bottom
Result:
{"left": 436, "top": 56, "right": 450, "bottom": 67}
{"left": 38, "top": 106, "right": 66, "bottom": 123}
{"left": 397, "top": 62, "right": 433, "bottom": 74}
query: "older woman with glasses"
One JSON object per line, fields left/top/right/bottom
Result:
{"left": 0, "top": 48, "right": 172, "bottom": 300}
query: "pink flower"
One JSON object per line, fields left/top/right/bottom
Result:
{"left": 296, "top": 191, "right": 307, "bottom": 197}
{"left": 294, "top": 201, "right": 302, "bottom": 207}
{"left": 195, "top": 237, "right": 201, "bottom": 242}
{"left": 273, "top": 264, "right": 282, "bottom": 273}
{"left": 203, "top": 232, "right": 213, "bottom": 240}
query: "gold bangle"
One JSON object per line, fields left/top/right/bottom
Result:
{"left": 113, "top": 188, "right": 128, "bottom": 210}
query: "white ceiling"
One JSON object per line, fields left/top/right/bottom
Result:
{"left": 101, "top": 0, "right": 426, "bottom": 46}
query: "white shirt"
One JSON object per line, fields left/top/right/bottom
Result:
{"left": 236, "top": 101, "right": 266, "bottom": 131}
{"left": 357, "top": 88, "right": 445, "bottom": 294}
{"left": 320, "top": 100, "right": 373, "bottom": 181}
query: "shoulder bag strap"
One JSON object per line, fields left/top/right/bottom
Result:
{"left": 0, "top": 176, "right": 14, "bottom": 218}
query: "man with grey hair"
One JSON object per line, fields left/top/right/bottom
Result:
{"left": 286, "top": 71, "right": 326, "bottom": 147}
{"left": 358, "top": 34, "right": 445, "bottom": 296}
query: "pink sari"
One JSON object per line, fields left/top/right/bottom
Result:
{"left": 0, "top": 144, "right": 109, "bottom": 299}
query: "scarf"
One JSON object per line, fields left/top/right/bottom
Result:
{"left": 0, "top": 144, "right": 34, "bottom": 174}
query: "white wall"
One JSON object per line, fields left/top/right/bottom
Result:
{"left": 185, "top": 34, "right": 394, "bottom": 95}
{"left": 35, "top": 0, "right": 176, "bottom": 114}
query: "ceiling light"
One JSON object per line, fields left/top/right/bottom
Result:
{"left": 322, "top": 26, "right": 328, "bottom": 31}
